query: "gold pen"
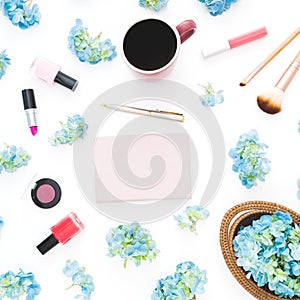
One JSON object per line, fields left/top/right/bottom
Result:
{"left": 102, "top": 104, "right": 185, "bottom": 122}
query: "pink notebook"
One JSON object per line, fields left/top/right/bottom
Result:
{"left": 94, "top": 133, "right": 192, "bottom": 203}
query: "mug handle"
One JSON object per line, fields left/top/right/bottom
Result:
{"left": 176, "top": 20, "right": 197, "bottom": 43}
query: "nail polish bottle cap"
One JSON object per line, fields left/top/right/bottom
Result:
{"left": 36, "top": 234, "right": 59, "bottom": 255}
{"left": 54, "top": 71, "right": 79, "bottom": 91}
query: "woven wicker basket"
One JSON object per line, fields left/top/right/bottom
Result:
{"left": 219, "top": 200, "right": 300, "bottom": 300}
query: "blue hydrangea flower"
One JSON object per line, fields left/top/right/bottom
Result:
{"left": 63, "top": 260, "right": 95, "bottom": 300}
{"left": 0, "top": 49, "right": 11, "bottom": 79}
{"left": 175, "top": 262, "right": 207, "bottom": 295}
{"left": 63, "top": 260, "right": 80, "bottom": 277}
{"left": 0, "top": 269, "right": 41, "bottom": 299}
{"left": 0, "top": 0, "right": 41, "bottom": 29}
{"left": 0, "top": 144, "right": 31, "bottom": 174}
{"left": 152, "top": 261, "right": 207, "bottom": 299}
{"left": 68, "top": 19, "right": 117, "bottom": 64}
{"left": 198, "top": 0, "right": 238, "bottom": 16}
{"left": 233, "top": 211, "right": 300, "bottom": 298}
{"left": 229, "top": 129, "right": 271, "bottom": 188}
{"left": 290, "top": 243, "right": 300, "bottom": 261}
{"left": 174, "top": 205, "right": 209, "bottom": 234}
{"left": 139, "top": 0, "right": 169, "bottom": 11}
{"left": 199, "top": 82, "right": 224, "bottom": 107}
{"left": 152, "top": 275, "right": 186, "bottom": 300}
{"left": 106, "top": 222, "right": 159, "bottom": 268}
{"left": 49, "top": 114, "right": 88, "bottom": 146}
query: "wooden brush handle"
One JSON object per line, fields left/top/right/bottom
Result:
{"left": 240, "top": 26, "right": 300, "bottom": 86}
{"left": 275, "top": 50, "right": 300, "bottom": 91}
{"left": 294, "top": 50, "right": 300, "bottom": 63}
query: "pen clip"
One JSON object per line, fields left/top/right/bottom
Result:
{"left": 152, "top": 109, "right": 184, "bottom": 116}
{"left": 104, "top": 104, "right": 184, "bottom": 119}
{"left": 124, "top": 106, "right": 183, "bottom": 116}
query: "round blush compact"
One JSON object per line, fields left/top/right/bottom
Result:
{"left": 31, "top": 178, "right": 61, "bottom": 209}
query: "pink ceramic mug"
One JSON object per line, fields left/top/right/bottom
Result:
{"left": 122, "top": 18, "right": 196, "bottom": 75}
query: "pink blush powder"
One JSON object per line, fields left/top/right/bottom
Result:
{"left": 36, "top": 184, "right": 56, "bottom": 203}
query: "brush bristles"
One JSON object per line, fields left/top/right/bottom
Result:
{"left": 257, "top": 87, "right": 283, "bottom": 114}
{"left": 239, "top": 81, "right": 247, "bottom": 87}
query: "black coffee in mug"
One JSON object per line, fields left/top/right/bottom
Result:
{"left": 123, "top": 19, "right": 177, "bottom": 71}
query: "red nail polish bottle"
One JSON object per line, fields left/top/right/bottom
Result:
{"left": 37, "top": 212, "right": 84, "bottom": 255}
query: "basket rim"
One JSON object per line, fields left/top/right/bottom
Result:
{"left": 219, "top": 200, "right": 300, "bottom": 300}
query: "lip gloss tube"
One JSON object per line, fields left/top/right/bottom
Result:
{"left": 22, "top": 89, "right": 38, "bottom": 136}
{"left": 31, "top": 56, "right": 79, "bottom": 91}
{"left": 37, "top": 212, "right": 84, "bottom": 255}
{"left": 201, "top": 26, "right": 268, "bottom": 58}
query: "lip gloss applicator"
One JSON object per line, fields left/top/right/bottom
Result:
{"left": 37, "top": 212, "right": 84, "bottom": 255}
{"left": 22, "top": 89, "right": 38, "bottom": 136}
{"left": 201, "top": 26, "right": 268, "bottom": 58}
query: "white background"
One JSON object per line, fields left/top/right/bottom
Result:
{"left": 1, "top": 0, "right": 300, "bottom": 299}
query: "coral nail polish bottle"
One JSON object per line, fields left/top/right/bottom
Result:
{"left": 37, "top": 212, "right": 84, "bottom": 255}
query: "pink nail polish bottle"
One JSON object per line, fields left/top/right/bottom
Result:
{"left": 31, "top": 56, "right": 79, "bottom": 91}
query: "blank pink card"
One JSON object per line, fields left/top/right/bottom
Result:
{"left": 94, "top": 133, "right": 192, "bottom": 202}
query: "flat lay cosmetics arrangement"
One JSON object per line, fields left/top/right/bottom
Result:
{"left": 2, "top": 1, "right": 300, "bottom": 299}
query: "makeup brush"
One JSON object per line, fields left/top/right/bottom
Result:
{"left": 257, "top": 50, "right": 300, "bottom": 114}
{"left": 240, "top": 26, "right": 300, "bottom": 86}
